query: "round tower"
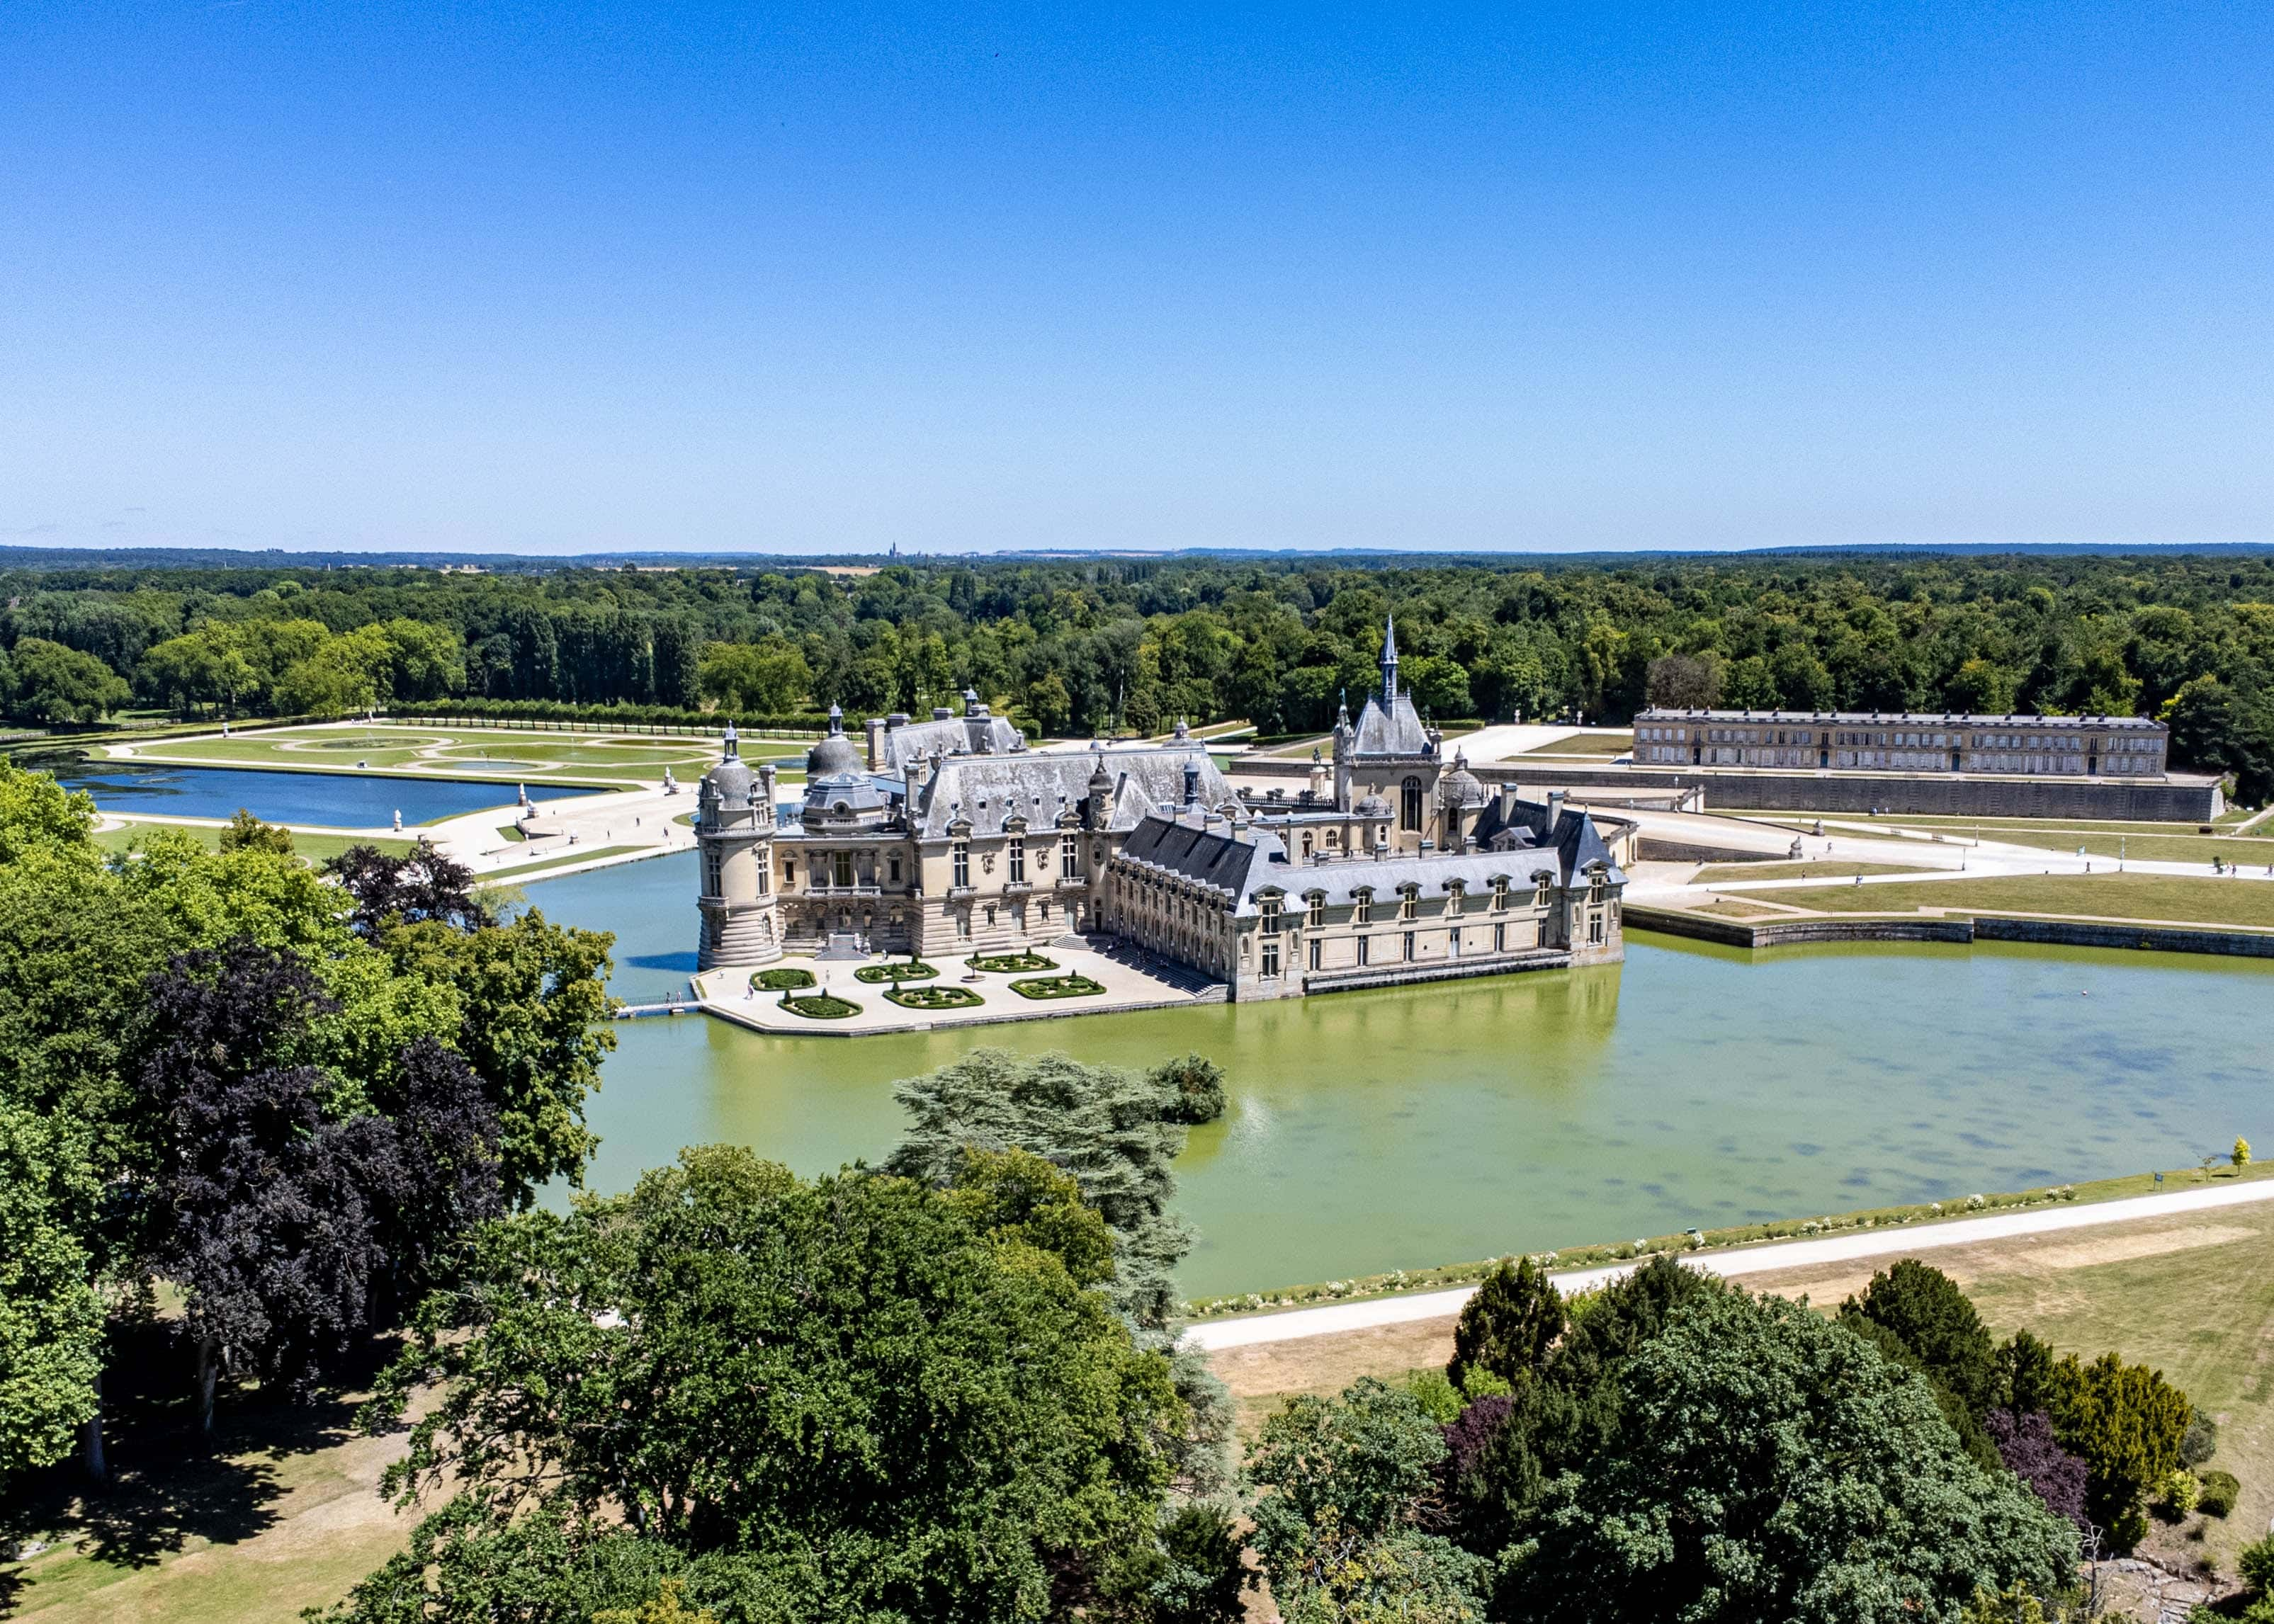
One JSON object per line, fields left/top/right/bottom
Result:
{"left": 695, "top": 723, "right": 782, "bottom": 970}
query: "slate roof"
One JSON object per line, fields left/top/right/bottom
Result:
{"left": 877, "top": 710, "right": 1027, "bottom": 768}
{"left": 1117, "top": 797, "right": 1625, "bottom": 917}
{"left": 912, "top": 743, "right": 1231, "bottom": 839}
{"left": 1350, "top": 689, "right": 1432, "bottom": 756}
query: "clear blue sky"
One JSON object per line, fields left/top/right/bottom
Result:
{"left": 3, "top": 3, "right": 2270, "bottom": 556}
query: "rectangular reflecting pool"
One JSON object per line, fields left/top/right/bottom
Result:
{"left": 55, "top": 759, "right": 600, "bottom": 827}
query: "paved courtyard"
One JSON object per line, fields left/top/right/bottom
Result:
{"left": 692, "top": 940, "right": 1222, "bottom": 1035}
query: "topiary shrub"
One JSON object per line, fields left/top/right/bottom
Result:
{"left": 1008, "top": 974, "right": 1104, "bottom": 999}
{"left": 855, "top": 960, "right": 938, "bottom": 984}
{"left": 885, "top": 985, "right": 981, "bottom": 1011}
{"left": 2197, "top": 1470, "right": 2239, "bottom": 1518}
{"left": 2157, "top": 1468, "right": 2199, "bottom": 1519}
{"left": 780, "top": 994, "right": 859, "bottom": 1019}
{"left": 969, "top": 952, "right": 1057, "bottom": 974}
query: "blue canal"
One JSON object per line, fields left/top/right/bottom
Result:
{"left": 59, "top": 760, "right": 599, "bottom": 827}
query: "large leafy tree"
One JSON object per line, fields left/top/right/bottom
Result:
{"left": 1500, "top": 1284, "right": 2079, "bottom": 1623}
{"left": 0, "top": 1103, "right": 104, "bottom": 1491}
{"left": 324, "top": 839, "right": 494, "bottom": 933}
{"left": 343, "top": 1147, "right": 1184, "bottom": 1624}
{"left": 134, "top": 940, "right": 503, "bottom": 1429}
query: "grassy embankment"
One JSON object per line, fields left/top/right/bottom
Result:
{"left": 1763, "top": 873, "right": 2274, "bottom": 929}
{"left": 1692, "top": 860, "right": 1935, "bottom": 883}
{"left": 91, "top": 826, "right": 415, "bottom": 865}
{"left": 1517, "top": 731, "right": 1633, "bottom": 756}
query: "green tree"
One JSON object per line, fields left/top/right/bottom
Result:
{"left": 2042, "top": 1351, "right": 2193, "bottom": 1538}
{"left": 0, "top": 1103, "right": 104, "bottom": 1490}
{"left": 1840, "top": 1259, "right": 2001, "bottom": 1418}
{"left": 1447, "top": 1256, "right": 1565, "bottom": 1392}
{"left": 218, "top": 808, "right": 295, "bottom": 855}
{"left": 349, "top": 1147, "right": 1184, "bottom": 1623}
{"left": 6, "top": 637, "right": 130, "bottom": 723}
{"left": 1246, "top": 1378, "right": 1490, "bottom": 1621}
{"left": 1501, "top": 1286, "right": 2079, "bottom": 1623}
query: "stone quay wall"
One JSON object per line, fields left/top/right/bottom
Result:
{"left": 1627, "top": 905, "right": 2274, "bottom": 960}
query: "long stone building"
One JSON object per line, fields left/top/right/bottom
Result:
{"left": 696, "top": 619, "right": 1631, "bottom": 997}
{"left": 1634, "top": 708, "right": 2169, "bottom": 778}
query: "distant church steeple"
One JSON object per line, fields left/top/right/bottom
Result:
{"left": 1379, "top": 615, "right": 1399, "bottom": 704}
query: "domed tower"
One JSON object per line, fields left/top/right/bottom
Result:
{"left": 695, "top": 723, "right": 781, "bottom": 970}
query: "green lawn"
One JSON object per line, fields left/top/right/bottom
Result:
{"left": 1961, "top": 1199, "right": 2274, "bottom": 1577}
{"left": 481, "top": 845, "right": 652, "bottom": 881}
{"left": 1862, "top": 816, "right": 2274, "bottom": 867}
{"left": 1767, "top": 873, "right": 2274, "bottom": 929}
{"left": 93, "top": 824, "right": 415, "bottom": 864}
{"left": 1519, "top": 732, "right": 1633, "bottom": 756}
{"left": 1695, "top": 860, "right": 1934, "bottom": 884}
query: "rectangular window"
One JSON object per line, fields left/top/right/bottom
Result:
{"left": 1308, "top": 938, "right": 1321, "bottom": 970}
{"left": 1403, "top": 931, "right": 1415, "bottom": 962}
{"left": 1354, "top": 890, "right": 1371, "bottom": 925}
{"left": 1449, "top": 926, "right": 1461, "bottom": 956}
{"left": 887, "top": 857, "right": 900, "bottom": 885}
{"left": 1588, "top": 914, "right": 1605, "bottom": 946}
{"left": 1493, "top": 922, "right": 1506, "bottom": 953}
{"left": 1308, "top": 893, "right": 1326, "bottom": 929}
{"left": 1534, "top": 878, "right": 1551, "bottom": 907}
{"left": 1061, "top": 834, "right": 1079, "bottom": 875}
{"left": 956, "top": 909, "right": 971, "bottom": 938}
{"left": 1261, "top": 898, "right": 1282, "bottom": 936}
{"left": 832, "top": 851, "right": 854, "bottom": 888}
{"left": 1357, "top": 936, "right": 1369, "bottom": 967}
{"left": 1007, "top": 839, "right": 1025, "bottom": 884}
{"left": 1399, "top": 890, "right": 1416, "bottom": 921}
{"left": 703, "top": 851, "right": 722, "bottom": 896}
{"left": 1262, "top": 939, "right": 1279, "bottom": 977}
{"left": 951, "top": 843, "right": 969, "bottom": 889}
{"left": 783, "top": 860, "right": 796, "bottom": 887}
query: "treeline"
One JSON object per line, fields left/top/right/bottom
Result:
{"left": 5, "top": 552, "right": 2274, "bottom": 794}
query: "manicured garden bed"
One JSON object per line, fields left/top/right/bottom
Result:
{"left": 1008, "top": 973, "right": 1105, "bottom": 1000}
{"left": 752, "top": 967, "right": 816, "bottom": 991}
{"left": 854, "top": 960, "right": 939, "bottom": 983}
{"left": 886, "top": 984, "right": 983, "bottom": 1010}
{"left": 779, "top": 993, "right": 859, "bottom": 1019}
{"left": 969, "top": 952, "right": 1058, "bottom": 973}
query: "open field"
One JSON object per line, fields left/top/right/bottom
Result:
{"left": 1763, "top": 873, "right": 2274, "bottom": 929}
{"left": 1211, "top": 1199, "right": 2274, "bottom": 1578}
{"left": 1517, "top": 731, "right": 1631, "bottom": 756}
{"left": 117, "top": 725, "right": 794, "bottom": 790}
{"left": 1867, "top": 817, "right": 2274, "bottom": 867}
{"left": 91, "top": 824, "right": 415, "bottom": 864}
{"left": 1693, "top": 859, "right": 1934, "bottom": 883}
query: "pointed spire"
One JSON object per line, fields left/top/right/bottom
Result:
{"left": 1379, "top": 613, "right": 1399, "bottom": 704}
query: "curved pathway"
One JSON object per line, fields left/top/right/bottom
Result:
{"left": 1184, "top": 1176, "right": 2274, "bottom": 1350}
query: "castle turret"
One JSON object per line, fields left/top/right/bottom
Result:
{"left": 695, "top": 723, "right": 782, "bottom": 970}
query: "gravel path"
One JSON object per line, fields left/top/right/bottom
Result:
{"left": 1185, "top": 1177, "right": 2274, "bottom": 1350}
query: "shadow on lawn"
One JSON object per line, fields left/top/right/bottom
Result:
{"left": 0, "top": 1325, "right": 395, "bottom": 1612}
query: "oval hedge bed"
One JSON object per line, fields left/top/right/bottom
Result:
{"left": 752, "top": 967, "right": 816, "bottom": 992}
{"left": 1008, "top": 974, "right": 1106, "bottom": 1000}
{"left": 886, "top": 984, "right": 983, "bottom": 1011}
{"left": 779, "top": 993, "right": 859, "bottom": 1019}
{"left": 854, "top": 960, "right": 939, "bottom": 984}
{"left": 968, "top": 953, "right": 1058, "bottom": 974}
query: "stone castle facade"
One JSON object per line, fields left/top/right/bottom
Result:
{"left": 696, "top": 619, "right": 1630, "bottom": 998}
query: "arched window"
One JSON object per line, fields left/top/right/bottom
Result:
{"left": 1401, "top": 777, "right": 1423, "bottom": 831}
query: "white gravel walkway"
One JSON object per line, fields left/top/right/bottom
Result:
{"left": 1184, "top": 1177, "right": 2274, "bottom": 1350}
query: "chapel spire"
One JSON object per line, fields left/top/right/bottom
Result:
{"left": 1379, "top": 613, "right": 1399, "bottom": 703}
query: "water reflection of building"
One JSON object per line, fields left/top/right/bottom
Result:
{"left": 695, "top": 618, "right": 1631, "bottom": 996}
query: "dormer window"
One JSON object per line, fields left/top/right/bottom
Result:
{"left": 1353, "top": 888, "right": 1373, "bottom": 926}
{"left": 1491, "top": 878, "right": 1508, "bottom": 911}
{"left": 1307, "top": 892, "right": 1326, "bottom": 929}
{"left": 1588, "top": 871, "right": 1607, "bottom": 903}
{"left": 1534, "top": 875, "right": 1553, "bottom": 907}
{"left": 1398, "top": 887, "right": 1418, "bottom": 922}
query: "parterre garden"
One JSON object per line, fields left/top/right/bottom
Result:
{"left": 1009, "top": 973, "right": 1106, "bottom": 999}
{"left": 886, "top": 985, "right": 983, "bottom": 1011}
{"left": 968, "top": 952, "right": 1056, "bottom": 973}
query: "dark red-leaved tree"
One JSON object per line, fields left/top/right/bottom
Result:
{"left": 1987, "top": 1407, "right": 2091, "bottom": 1531}
{"left": 323, "top": 838, "right": 493, "bottom": 933}
{"left": 136, "top": 940, "right": 501, "bottom": 1431}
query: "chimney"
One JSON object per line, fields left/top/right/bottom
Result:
{"left": 1500, "top": 782, "right": 1521, "bottom": 823}
{"left": 1547, "top": 790, "right": 1567, "bottom": 827}
{"left": 1182, "top": 759, "right": 1201, "bottom": 807}
{"left": 758, "top": 763, "right": 779, "bottom": 822}
{"left": 865, "top": 716, "right": 884, "bottom": 770}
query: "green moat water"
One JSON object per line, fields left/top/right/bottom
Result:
{"left": 573, "top": 921, "right": 2274, "bottom": 1297}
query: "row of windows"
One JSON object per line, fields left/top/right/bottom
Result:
{"left": 1648, "top": 722, "right": 2159, "bottom": 753}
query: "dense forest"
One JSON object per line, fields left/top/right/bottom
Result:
{"left": 5, "top": 550, "right": 2274, "bottom": 795}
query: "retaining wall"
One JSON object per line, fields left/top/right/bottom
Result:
{"left": 1627, "top": 904, "right": 2274, "bottom": 959}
